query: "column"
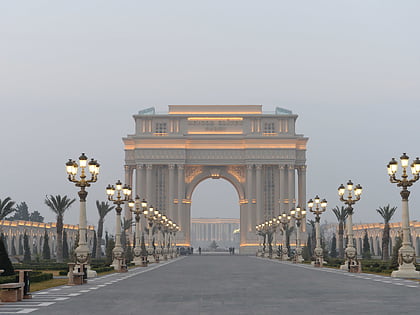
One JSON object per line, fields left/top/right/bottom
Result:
{"left": 297, "top": 165, "right": 307, "bottom": 232}
{"left": 177, "top": 165, "right": 185, "bottom": 242}
{"left": 168, "top": 164, "right": 175, "bottom": 221}
{"left": 256, "top": 165, "right": 263, "bottom": 224}
{"left": 124, "top": 165, "right": 134, "bottom": 222}
{"left": 247, "top": 165, "right": 253, "bottom": 232}
{"left": 136, "top": 164, "right": 145, "bottom": 198}
{"left": 287, "top": 164, "right": 295, "bottom": 211}
{"left": 279, "top": 165, "right": 286, "bottom": 214}
{"left": 146, "top": 164, "right": 153, "bottom": 206}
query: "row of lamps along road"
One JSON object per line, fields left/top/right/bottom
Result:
{"left": 66, "top": 153, "right": 180, "bottom": 278}
{"left": 257, "top": 153, "right": 420, "bottom": 279}
{"left": 65, "top": 152, "right": 420, "bottom": 279}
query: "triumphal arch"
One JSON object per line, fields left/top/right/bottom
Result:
{"left": 123, "top": 105, "right": 308, "bottom": 254}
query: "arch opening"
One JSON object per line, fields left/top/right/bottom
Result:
{"left": 190, "top": 178, "right": 240, "bottom": 251}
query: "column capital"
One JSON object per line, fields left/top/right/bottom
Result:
{"left": 279, "top": 164, "right": 286, "bottom": 170}
{"left": 246, "top": 164, "right": 253, "bottom": 170}
{"left": 168, "top": 164, "right": 176, "bottom": 169}
{"left": 297, "top": 165, "right": 307, "bottom": 172}
{"left": 136, "top": 164, "right": 144, "bottom": 170}
{"left": 287, "top": 164, "right": 295, "bottom": 171}
{"left": 177, "top": 164, "right": 184, "bottom": 170}
{"left": 255, "top": 164, "right": 262, "bottom": 170}
{"left": 146, "top": 164, "right": 153, "bottom": 170}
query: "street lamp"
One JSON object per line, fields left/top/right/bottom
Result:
{"left": 128, "top": 196, "right": 148, "bottom": 266}
{"left": 387, "top": 153, "right": 420, "bottom": 278}
{"left": 106, "top": 180, "right": 131, "bottom": 271}
{"left": 338, "top": 180, "right": 362, "bottom": 271}
{"left": 278, "top": 212, "right": 291, "bottom": 260}
{"left": 66, "top": 153, "right": 99, "bottom": 277}
{"left": 143, "top": 205, "right": 158, "bottom": 263}
{"left": 308, "top": 196, "right": 327, "bottom": 267}
{"left": 290, "top": 206, "right": 306, "bottom": 263}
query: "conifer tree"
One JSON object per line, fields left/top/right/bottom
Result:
{"left": 62, "top": 230, "right": 69, "bottom": 260}
{"left": 42, "top": 230, "right": 51, "bottom": 260}
{"left": 91, "top": 230, "right": 97, "bottom": 259}
{"left": 23, "top": 232, "right": 31, "bottom": 263}
{"left": 362, "top": 230, "right": 371, "bottom": 259}
{"left": 0, "top": 237, "right": 14, "bottom": 275}
{"left": 330, "top": 233, "right": 338, "bottom": 258}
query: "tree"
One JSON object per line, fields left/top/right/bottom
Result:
{"left": 95, "top": 201, "right": 114, "bottom": 258}
{"left": 285, "top": 225, "right": 295, "bottom": 254}
{"left": 391, "top": 233, "right": 403, "bottom": 268}
{"left": 332, "top": 206, "right": 348, "bottom": 259}
{"left": 376, "top": 204, "right": 397, "bottom": 261}
{"left": 44, "top": 195, "right": 76, "bottom": 262}
{"left": 8, "top": 201, "right": 29, "bottom": 221}
{"left": 105, "top": 236, "right": 115, "bottom": 265}
{"left": 91, "top": 230, "right": 97, "bottom": 259}
{"left": 121, "top": 218, "right": 133, "bottom": 263}
{"left": 330, "top": 233, "right": 338, "bottom": 258}
{"left": 62, "top": 230, "right": 69, "bottom": 260}
{"left": 42, "top": 230, "right": 51, "bottom": 260}
{"left": 307, "top": 220, "right": 316, "bottom": 255}
{"left": 70, "top": 231, "right": 79, "bottom": 260}
{"left": 0, "top": 237, "right": 14, "bottom": 276}
{"left": 11, "top": 238, "right": 16, "bottom": 256}
{"left": 23, "top": 232, "right": 31, "bottom": 263}
{"left": 209, "top": 240, "right": 219, "bottom": 250}
{"left": 29, "top": 211, "right": 44, "bottom": 223}
{"left": 1, "top": 233, "right": 7, "bottom": 253}
{"left": 18, "top": 235, "right": 23, "bottom": 255}
{"left": 0, "top": 197, "right": 16, "bottom": 220}
{"left": 362, "top": 230, "right": 371, "bottom": 259}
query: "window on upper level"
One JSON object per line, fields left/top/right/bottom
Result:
{"left": 263, "top": 122, "right": 276, "bottom": 135}
{"left": 154, "top": 122, "right": 167, "bottom": 136}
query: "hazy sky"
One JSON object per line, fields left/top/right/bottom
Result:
{"left": 1, "top": 1, "right": 420, "bottom": 234}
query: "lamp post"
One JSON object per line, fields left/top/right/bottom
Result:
{"left": 106, "top": 180, "right": 131, "bottom": 271}
{"left": 290, "top": 206, "right": 306, "bottom": 263}
{"left": 143, "top": 205, "right": 158, "bottom": 263}
{"left": 278, "top": 212, "right": 291, "bottom": 260}
{"left": 308, "top": 196, "right": 327, "bottom": 267}
{"left": 338, "top": 180, "right": 362, "bottom": 271}
{"left": 128, "top": 196, "right": 148, "bottom": 266}
{"left": 66, "top": 153, "right": 99, "bottom": 277}
{"left": 387, "top": 153, "right": 420, "bottom": 278}
{"left": 256, "top": 224, "right": 263, "bottom": 256}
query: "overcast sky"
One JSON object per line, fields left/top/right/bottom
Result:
{"left": 1, "top": 1, "right": 420, "bottom": 234}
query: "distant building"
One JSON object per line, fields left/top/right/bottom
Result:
{"left": 191, "top": 218, "right": 240, "bottom": 249}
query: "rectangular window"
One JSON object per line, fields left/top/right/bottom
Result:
{"left": 154, "top": 122, "right": 167, "bottom": 136}
{"left": 263, "top": 122, "right": 276, "bottom": 135}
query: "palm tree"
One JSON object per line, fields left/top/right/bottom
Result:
{"left": 376, "top": 204, "right": 397, "bottom": 261}
{"left": 332, "top": 206, "right": 349, "bottom": 259}
{"left": 95, "top": 201, "right": 114, "bottom": 258}
{"left": 0, "top": 197, "right": 16, "bottom": 220}
{"left": 45, "top": 195, "right": 75, "bottom": 262}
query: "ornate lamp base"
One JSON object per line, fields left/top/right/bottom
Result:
{"left": 281, "top": 248, "right": 289, "bottom": 261}
{"left": 391, "top": 246, "right": 420, "bottom": 279}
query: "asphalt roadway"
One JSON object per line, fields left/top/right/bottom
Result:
{"left": 2, "top": 255, "right": 420, "bottom": 315}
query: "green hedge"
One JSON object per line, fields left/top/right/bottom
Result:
{"left": 92, "top": 266, "right": 114, "bottom": 273}
{"left": 0, "top": 271, "right": 53, "bottom": 284}
{"left": 59, "top": 266, "right": 114, "bottom": 276}
{"left": 12, "top": 263, "right": 68, "bottom": 271}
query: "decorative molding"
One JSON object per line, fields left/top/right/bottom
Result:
{"left": 227, "top": 166, "right": 245, "bottom": 183}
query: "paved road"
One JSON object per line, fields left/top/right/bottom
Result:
{"left": 2, "top": 256, "right": 420, "bottom": 314}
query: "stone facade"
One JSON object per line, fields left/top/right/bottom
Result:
{"left": 123, "top": 105, "right": 308, "bottom": 254}
{"left": 324, "top": 221, "right": 420, "bottom": 258}
{"left": 0, "top": 220, "right": 95, "bottom": 259}
{"left": 191, "top": 218, "right": 240, "bottom": 249}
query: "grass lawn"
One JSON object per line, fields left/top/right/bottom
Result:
{"left": 30, "top": 278, "right": 68, "bottom": 292}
